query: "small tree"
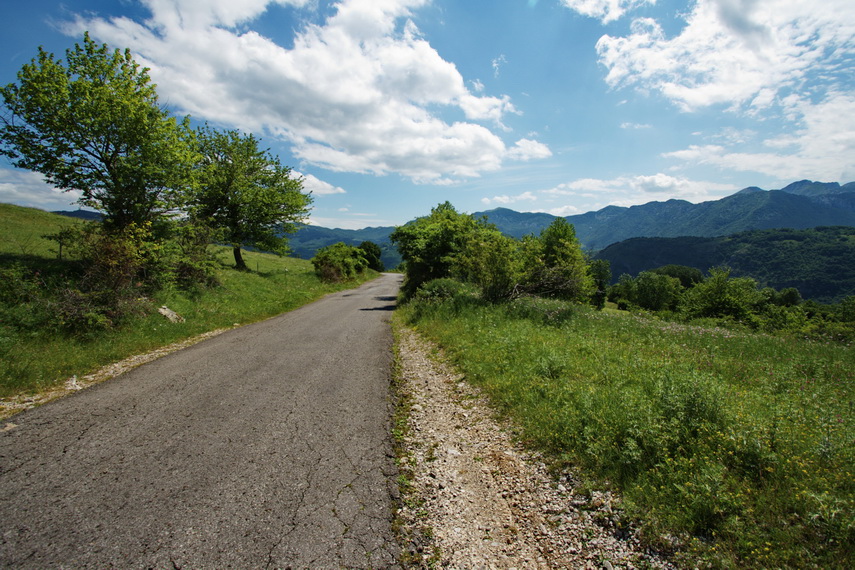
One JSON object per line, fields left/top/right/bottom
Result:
{"left": 652, "top": 265, "right": 704, "bottom": 288}
{"left": 456, "top": 228, "right": 523, "bottom": 302}
{"left": 681, "top": 267, "right": 762, "bottom": 323}
{"left": 522, "top": 218, "right": 594, "bottom": 302}
{"left": 608, "top": 273, "right": 637, "bottom": 309}
{"left": 634, "top": 271, "right": 682, "bottom": 311}
{"left": 358, "top": 241, "right": 385, "bottom": 272}
{"left": 0, "top": 33, "right": 196, "bottom": 230}
{"left": 588, "top": 259, "right": 611, "bottom": 309}
{"left": 192, "top": 126, "right": 312, "bottom": 270}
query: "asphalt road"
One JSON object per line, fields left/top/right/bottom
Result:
{"left": 0, "top": 273, "right": 404, "bottom": 568}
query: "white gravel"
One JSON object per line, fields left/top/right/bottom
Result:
{"left": 394, "top": 326, "right": 675, "bottom": 569}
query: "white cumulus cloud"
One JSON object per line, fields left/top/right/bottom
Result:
{"left": 560, "top": 0, "right": 655, "bottom": 24}
{"left": 595, "top": 0, "right": 855, "bottom": 183}
{"left": 664, "top": 92, "right": 855, "bottom": 182}
{"left": 0, "top": 168, "right": 84, "bottom": 211}
{"left": 596, "top": 0, "right": 855, "bottom": 112}
{"left": 506, "top": 138, "right": 553, "bottom": 161}
{"left": 66, "top": 0, "right": 548, "bottom": 185}
{"left": 293, "top": 171, "right": 347, "bottom": 195}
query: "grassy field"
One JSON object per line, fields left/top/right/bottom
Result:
{"left": 0, "top": 204, "right": 377, "bottom": 398}
{"left": 400, "top": 292, "right": 853, "bottom": 568}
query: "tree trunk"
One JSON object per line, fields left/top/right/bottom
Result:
{"left": 233, "top": 245, "right": 248, "bottom": 271}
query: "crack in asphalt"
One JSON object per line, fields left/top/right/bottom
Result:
{"left": 1, "top": 274, "right": 404, "bottom": 568}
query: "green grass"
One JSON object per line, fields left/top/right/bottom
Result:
{"left": 399, "top": 293, "right": 854, "bottom": 568}
{"left": 0, "top": 203, "right": 85, "bottom": 258}
{"left": 0, "top": 204, "right": 377, "bottom": 399}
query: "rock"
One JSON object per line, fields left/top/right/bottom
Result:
{"left": 158, "top": 305, "right": 185, "bottom": 323}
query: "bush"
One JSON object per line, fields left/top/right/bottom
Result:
{"left": 456, "top": 230, "right": 523, "bottom": 302}
{"left": 391, "top": 202, "right": 485, "bottom": 298}
{"left": 169, "top": 221, "right": 220, "bottom": 290}
{"left": 412, "top": 278, "right": 473, "bottom": 303}
{"left": 681, "top": 267, "right": 763, "bottom": 324}
{"left": 358, "top": 241, "right": 385, "bottom": 272}
{"left": 520, "top": 220, "right": 594, "bottom": 302}
{"left": 311, "top": 242, "right": 368, "bottom": 282}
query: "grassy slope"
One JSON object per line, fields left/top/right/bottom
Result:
{"left": 0, "top": 204, "right": 377, "bottom": 398}
{"left": 0, "top": 203, "right": 84, "bottom": 259}
{"left": 400, "top": 296, "right": 853, "bottom": 569}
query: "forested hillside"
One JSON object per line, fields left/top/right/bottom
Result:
{"left": 287, "top": 224, "right": 399, "bottom": 269}
{"left": 595, "top": 226, "right": 855, "bottom": 302}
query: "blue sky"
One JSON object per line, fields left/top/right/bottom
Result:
{"left": 2, "top": 0, "right": 854, "bottom": 229}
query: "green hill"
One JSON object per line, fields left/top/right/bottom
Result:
{"left": 0, "top": 203, "right": 85, "bottom": 262}
{"left": 594, "top": 226, "right": 855, "bottom": 303}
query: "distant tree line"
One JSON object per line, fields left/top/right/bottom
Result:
{"left": 609, "top": 265, "right": 855, "bottom": 341}
{"left": 0, "top": 33, "right": 312, "bottom": 333}
{"left": 595, "top": 226, "right": 855, "bottom": 304}
{"left": 391, "top": 204, "right": 855, "bottom": 342}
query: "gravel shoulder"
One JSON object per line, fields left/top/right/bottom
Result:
{"left": 394, "top": 326, "right": 674, "bottom": 569}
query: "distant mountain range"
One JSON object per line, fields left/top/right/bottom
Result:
{"left": 283, "top": 179, "right": 855, "bottom": 268}
{"left": 478, "top": 180, "right": 855, "bottom": 250}
{"left": 53, "top": 180, "right": 855, "bottom": 292}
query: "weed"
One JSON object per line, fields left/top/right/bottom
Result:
{"left": 400, "top": 294, "right": 854, "bottom": 568}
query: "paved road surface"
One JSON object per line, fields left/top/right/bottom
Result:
{"left": 0, "top": 273, "right": 404, "bottom": 568}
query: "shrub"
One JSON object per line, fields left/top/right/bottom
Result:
{"left": 520, "top": 219, "right": 594, "bottom": 302}
{"left": 169, "top": 221, "right": 220, "bottom": 289}
{"left": 390, "top": 202, "right": 485, "bottom": 298}
{"left": 681, "top": 267, "right": 763, "bottom": 324}
{"left": 311, "top": 242, "right": 368, "bottom": 282}
{"left": 358, "top": 241, "right": 385, "bottom": 272}
{"left": 412, "top": 278, "right": 472, "bottom": 303}
{"left": 456, "top": 229, "right": 524, "bottom": 302}
{"left": 635, "top": 271, "right": 682, "bottom": 311}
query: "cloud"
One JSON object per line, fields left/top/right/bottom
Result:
{"left": 537, "top": 204, "right": 582, "bottom": 217}
{"left": 596, "top": 0, "right": 855, "bottom": 112}
{"left": 481, "top": 191, "right": 537, "bottom": 206}
{"left": 506, "top": 138, "right": 553, "bottom": 161}
{"left": 543, "top": 174, "right": 738, "bottom": 207}
{"left": 560, "top": 0, "right": 654, "bottom": 24}
{"left": 593, "top": 0, "right": 855, "bottom": 183}
{"left": 67, "top": 0, "right": 546, "bottom": 185}
{"left": 664, "top": 92, "right": 855, "bottom": 182}
{"left": 492, "top": 54, "right": 507, "bottom": 77}
{"left": 293, "top": 171, "right": 346, "bottom": 195}
{"left": 620, "top": 122, "right": 651, "bottom": 129}
{"left": 0, "top": 168, "right": 84, "bottom": 211}
{"left": 308, "top": 213, "right": 391, "bottom": 230}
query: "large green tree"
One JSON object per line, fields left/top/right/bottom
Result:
{"left": 193, "top": 126, "right": 312, "bottom": 270}
{"left": 0, "top": 33, "right": 196, "bottom": 229}
{"left": 390, "top": 201, "right": 486, "bottom": 297}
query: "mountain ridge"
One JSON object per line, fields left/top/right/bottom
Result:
{"left": 52, "top": 179, "right": 855, "bottom": 271}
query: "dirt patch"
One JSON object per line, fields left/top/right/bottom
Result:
{"left": 395, "top": 326, "right": 673, "bottom": 569}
